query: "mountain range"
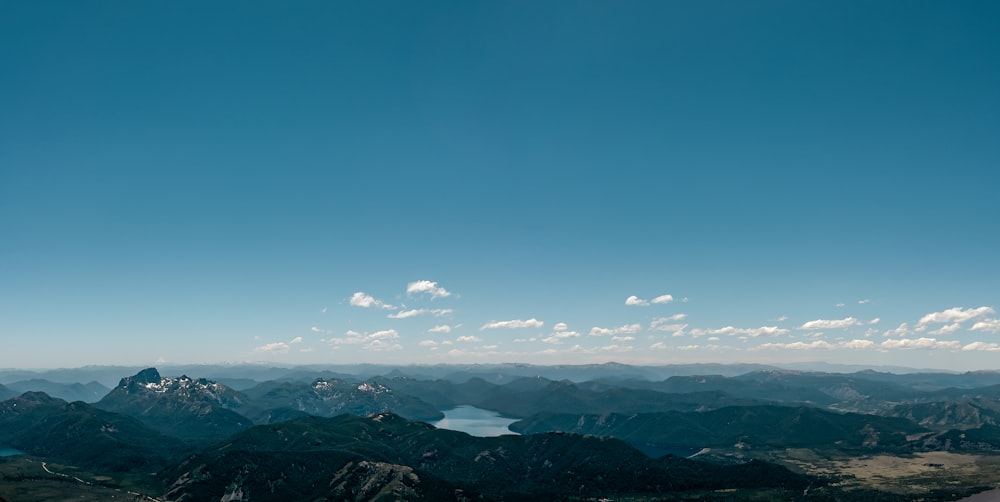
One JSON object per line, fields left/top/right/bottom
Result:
{"left": 4, "top": 363, "right": 1000, "bottom": 500}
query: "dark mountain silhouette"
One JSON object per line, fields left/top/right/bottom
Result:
{"left": 511, "top": 405, "right": 925, "bottom": 451}
{"left": 0, "top": 383, "right": 14, "bottom": 401}
{"left": 0, "top": 392, "right": 188, "bottom": 471}
{"left": 160, "top": 412, "right": 814, "bottom": 501}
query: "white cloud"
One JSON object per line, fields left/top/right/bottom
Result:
{"left": 652, "top": 323, "right": 688, "bottom": 337}
{"left": 542, "top": 330, "right": 581, "bottom": 344}
{"left": 755, "top": 339, "right": 874, "bottom": 351}
{"left": 774, "top": 315, "right": 789, "bottom": 322}
{"left": 759, "top": 340, "right": 834, "bottom": 350}
{"left": 650, "top": 341, "right": 668, "bottom": 349}
{"left": 650, "top": 315, "right": 688, "bottom": 336}
{"left": 883, "top": 322, "right": 909, "bottom": 337}
{"left": 625, "top": 295, "right": 649, "bottom": 306}
{"left": 254, "top": 342, "right": 290, "bottom": 353}
{"left": 690, "top": 326, "right": 789, "bottom": 338}
{"left": 962, "top": 341, "right": 1000, "bottom": 352}
{"left": 553, "top": 322, "right": 568, "bottom": 331}
{"left": 419, "top": 340, "right": 438, "bottom": 347}
{"left": 835, "top": 303, "right": 845, "bottom": 308}
{"left": 626, "top": 294, "right": 673, "bottom": 306}
{"left": 589, "top": 323, "right": 642, "bottom": 337}
{"left": 916, "top": 306, "right": 995, "bottom": 331}
{"left": 349, "top": 292, "right": 396, "bottom": 310}
{"left": 456, "top": 335, "right": 482, "bottom": 343}
{"left": 842, "top": 339, "right": 876, "bottom": 349}
{"left": 406, "top": 280, "right": 452, "bottom": 299}
{"left": 612, "top": 335, "right": 636, "bottom": 342}
{"left": 929, "top": 323, "right": 962, "bottom": 335}
{"left": 311, "top": 326, "right": 333, "bottom": 334}
{"left": 428, "top": 324, "right": 453, "bottom": 333}
{"left": 536, "top": 344, "right": 584, "bottom": 356}
{"left": 651, "top": 313, "right": 687, "bottom": 324}
{"left": 799, "top": 317, "right": 865, "bottom": 330}
{"left": 330, "top": 329, "right": 402, "bottom": 351}
{"left": 388, "top": 308, "right": 452, "bottom": 319}
{"left": 858, "top": 299, "right": 871, "bottom": 304}
{"left": 290, "top": 336, "right": 303, "bottom": 344}
{"left": 651, "top": 294, "right": 674, "bottom": 304}
{"left": 481, "top": 318, "right": 544, "bottom": 330}
{"left": 971, "top": 319, "right": 1000, "bottom": 334}
{"left": 880, "top": 337, "right": 961, "bottom": 350}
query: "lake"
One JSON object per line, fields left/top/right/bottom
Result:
{"left": 0, "top": 446, "right": 25, "bottom": 457}
{"left": 433, "top": 405, "right": 520, "bottom": 437}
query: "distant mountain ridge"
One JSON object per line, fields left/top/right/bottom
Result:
{"left": 5, "top": 378, "right": 110, "bottom": 403}
{"left": 2, "top": 362, "right": 993, "bottom": 389}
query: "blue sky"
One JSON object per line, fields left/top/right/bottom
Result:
{"left": 2, "top": 1, "right": 999, "bottom": 370}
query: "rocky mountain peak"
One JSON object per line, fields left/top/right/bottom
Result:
{"left": 119, "top": 367, "right": 163, "bottom": 389}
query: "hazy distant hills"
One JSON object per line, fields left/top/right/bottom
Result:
{"left": 4, "top": 379, "right": 110, "bottom": 403}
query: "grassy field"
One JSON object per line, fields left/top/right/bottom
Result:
{"left": 767, "top": 449, "right": 1000, "bottom": 496}
{"left": 0, "top": 456, "right": 161, "bottom": 502}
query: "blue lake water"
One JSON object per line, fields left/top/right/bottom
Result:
{"left": 0, "top": 446, "right": 25, "bottom": 457}
{"left": 433, "top": 405, "right": 520, "bottom": 437}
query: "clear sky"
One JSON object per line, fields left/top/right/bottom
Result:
{"left": 2, "top": 1, "right": 998, "bottom": 370}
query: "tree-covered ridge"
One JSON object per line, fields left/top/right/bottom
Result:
{"left": 510, "top": 406, "right": 924, "bottom": 451}
{"left": 160, "top": 412, "right": 814, "bottom": 501}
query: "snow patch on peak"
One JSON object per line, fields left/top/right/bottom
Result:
{"left": 357, "top": 382, "right": 388, "bottom": 394}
